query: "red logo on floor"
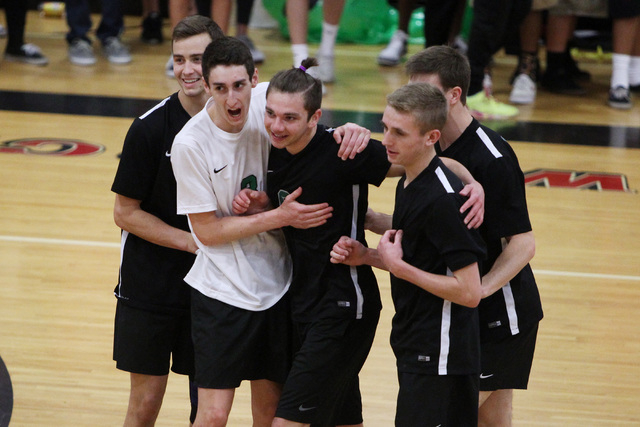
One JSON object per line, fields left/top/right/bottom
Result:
{"left": 0, "top": 138, "right": 105, "bottom": 156}
{"left": 524, "top": 169, "right": 631, "bottom": 192}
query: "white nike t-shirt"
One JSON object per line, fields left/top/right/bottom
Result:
{"left": 171, "top": 82, "right": 291, "bottom": 311}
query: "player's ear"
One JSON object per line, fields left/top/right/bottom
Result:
{"left": 449, "top": 86, "right": 462, "bottom": 106}
{"left": 308, "top": 109, "right": 322, "bottom": 128}
{"left": 251, "top": 68, "right": 259, "bottom": 88}
{"left": 423, "top": 128, "right": 440, "bottom": 147}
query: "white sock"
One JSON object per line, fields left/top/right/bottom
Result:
{"left": 291, "top": 43, "right": 308, "bottom": 67}
{"left": 318, "top": 22, "right": 339, "bottom": 57}
{"left": 611, "top": 53, "right": 630, "bottom": 89}
{"left": 629, "top": 56, "right": 640, "bottom": 86}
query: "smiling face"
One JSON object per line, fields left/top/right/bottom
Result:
{"left": 172, "top": 33, "right": 212, "bottom": 99}
{"left": 204, "top": 64, "right": 258, "bottom": 133}
{"left": 264, "top": 90, "right": 320, "bottom": 155}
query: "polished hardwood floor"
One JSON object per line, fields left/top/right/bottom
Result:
{"left": 1, "top": 9, "right": 639, "bottom": 426}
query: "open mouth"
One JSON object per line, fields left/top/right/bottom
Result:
{"left": 228, "top": 108, "right": 241, "bottom": 118}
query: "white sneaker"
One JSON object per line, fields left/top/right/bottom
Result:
{"left": 316, "top": 54, "right": 335, "bottom": 83}
{"left": 103, "top": 37, "right": 131, "bottom": 64}
{"left": 377, "top": 30, "right": 407, "bottom": 66}
{"left": 165, "top": 55, "right": 174, "bottom": 78}
{"left": 509, "top": 73, "right": 536, "bottom": 104}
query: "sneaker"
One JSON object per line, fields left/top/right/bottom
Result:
{"left": 541, "top": 69, "right": 586, "bottom": 96}
{"left": 68, "top": 39, "right": 97, "bottom": 65}
{"left": 377, "top": 30, "right": 407, "bottom": 66}
{"left": 0, "top": 24, "right": 6, "bottom": 38}
{"left": 509, "top": 73, "right": 536, "bottom": 104}
{"left": 236, "top": 34, "right": 265, "bottom": 64}
{"left": 466, "top": 90, "right": 519, "bottom": 120}
{"left": 165, "top": 55, "right": 174, "bottom": 78}
{"left": 565, "top": 50, "right": 590, "bottom": 81}
{"left": 306, "top": 66, "right": 328, "bottom": 96}
{"left": 4, "top": 43, "right": 49, "bottom": 66}
{"left": 141, "top": 11, "right": 163, "bottom": 44}
{"left": 103, "top": 37, "right": 131, "bottom": 64}
{"left": 316, "top": 54, "right": 335, "bottom": 83}
{"left": 608, "top": 86, "right": 632, "bottom": 109}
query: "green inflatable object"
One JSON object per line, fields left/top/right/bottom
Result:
{"left": 263, "top": 0, "right": 427, "bottom": 45}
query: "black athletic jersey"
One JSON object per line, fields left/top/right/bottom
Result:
{"left": 111, "top": 93, "right": 195, "bottom": 313}
{"left": 266, "top": 124, "right": 391, "bottom": 322}
{"left": 437, "top": 118, "right": 544, "bottom": 341}
{"left": 390, "top": 156, "right": 486, "bottom": 376}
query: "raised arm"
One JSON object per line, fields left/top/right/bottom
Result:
{"left": 441, "top": 157, "right": 484, "bottom": 229}
{"left": 114, "top": 194, "right": 198, "bottom": 254}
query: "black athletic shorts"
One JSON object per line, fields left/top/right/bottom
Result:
{"left": 480, "top": 322, "right": 539, "bottom": 391}
{"left": 191, "top": 289, "right": 293, "bottom": 389}
{"left": 275, "top": 310, "right": 380, "bottom": 426}
{"left": 113, "top": 300, "right": 194, "bottom": 376}
{"left": 396, "top": 372, "right": 479, "bottom": 427}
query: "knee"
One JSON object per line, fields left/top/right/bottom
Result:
{"left": 197, "top": 407, "right": 230, "bottom": 427}
{"left": 127, "top": 393, "right": 164, "bottom": 425}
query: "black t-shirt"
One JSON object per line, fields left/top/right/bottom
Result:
{"left": 437, "top": 118, "right": 544, "bottom": 341}
{"left": 111, "top": 93, "right": 195, "bottom": 313}
{"left": 390, "top": 156, "right": 486, "bottom": 376}
{"left": 267, "top": 124, "right": 391, "bottom": 322}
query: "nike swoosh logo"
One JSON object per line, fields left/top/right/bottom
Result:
{"left": 165, "top": 151, "right": 171, "bottom": 157}
{"left": 214, "top": 165, "right": 227, "bottom": 174}
{"left": 480, "top": 373, "right": 494, "bottom": 379}
{"left": 298, "top": 405, "right": 316, "bottom": 412}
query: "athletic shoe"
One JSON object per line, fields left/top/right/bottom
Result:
{"left": 565, "top": 51, "right": 590, "bottom": 81}
{"left": 68, "top": 39, "right": 97, "bottom": 65}
{"left": 4, "top": 43, "right": 49, "bottom": 66}
{"left": 236, "top": 35, "right": 265, "bottom": 64}
{"left": 141, "top": 11, "right": 163, "bottom": 44}
{"left": 316, "top": 54, "right": 335, "bottom": 83}
{"left": 165, "top": 55, "right": 174, "bottom": 78}
{"left": 509, "top": 73, "right": 536, "bottom": 104}
{"left": 467, "top": 90, "right": 519, "bottom": 120}
{"left": 541, "top": 69, "right": 585, "bottom": 96}
{"left": 377, "top": 30, "right": 407, "bottom": 66}
{"left": 103, "top": 37, "right": 131, "bottom": 64}
{"left": 608, "top": 86, "right": 632, "bottom": 109}
{"left": 0, "top": 24, "right": 6, "bottom": 38}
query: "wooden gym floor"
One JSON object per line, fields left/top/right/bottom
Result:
{"left": 0, "top": 9, "right": 639, "bottom": 426}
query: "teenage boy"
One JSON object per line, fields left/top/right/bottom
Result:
{"left": 406, "top": 45, "right": 544, "bottom": 426}
{"left": 330, "top": 82, "right": 486, "bottom": 426}
{"left": 111, "top": 15, "right": 223, "bottom": 426}
{"left": 170, "top": 37, "right": 373, "bottom": 427}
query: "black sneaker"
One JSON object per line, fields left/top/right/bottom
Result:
{"left": 4, "top": 43, "right": 49, "bottom": 66}
{"left": 608, "top": 86, "right": 632, "bottom": 109}
{"left": 565, "top": 50, "right": 591, "bottom": 81}
{"left": 541, "top": 69, "right": 586, "bottom": 96}
{"left": 141, "top": 12, "right": 163, "bottom": 44}
{"left": 630, "top": 84, "right": 640, "bottom": 93}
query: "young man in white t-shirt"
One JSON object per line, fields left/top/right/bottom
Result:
{"left": 170, "top": 36, "right": 372, "bottom": 427}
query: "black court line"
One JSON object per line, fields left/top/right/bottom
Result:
{"left": 1, "top": 89, "right": 639, "bottom": 149}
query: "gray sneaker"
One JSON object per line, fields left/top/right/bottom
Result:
{"left": 236, "top": 35, "right": 265, "bottom": 64}
{"left": 68, "top": 39, "right": 97, "bottom": 65}
{"left": 103, "top": 37, "right": 131, "bottom": 64}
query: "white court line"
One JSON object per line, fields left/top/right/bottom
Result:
{"left": 0, "top": 235, "right": 120, "bottom": 248}
{"left": 1, "top": 234, "right": 639, "bottom": 282}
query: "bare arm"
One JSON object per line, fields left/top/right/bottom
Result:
{"left": 378, "top": 230, "right": 482, "bottom": 308}
{"left": 189, "top": 187, "right": 333, "bottom": 246}
{"left": 441, "top": 157, "right": 484, "bottom": 229}
{"left": 329, "top": 235, "right": 387, "bottom": 270}
{"left": 113, "top": 194, "right": 198, "bottom": 254}
{"left": 364, "top": 208, "right": 392, "bottom": 235}
{"left": 481, "top": 231, "right": 535, "bottom": 299}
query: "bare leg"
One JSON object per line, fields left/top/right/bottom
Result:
{"left": 192, "top": 388, "right": 235, "bottom": 427}
{"left": 123, "top": 373, "right": 169, "bottom": 427}
{"left": 478, "top": 389, "right": 513, "bottom": 427}
{"left": 210, "top": 0, "right": 232, "bottom": 34}
{"left": 250, "top": 379, "right": 282, "bottom": 426}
